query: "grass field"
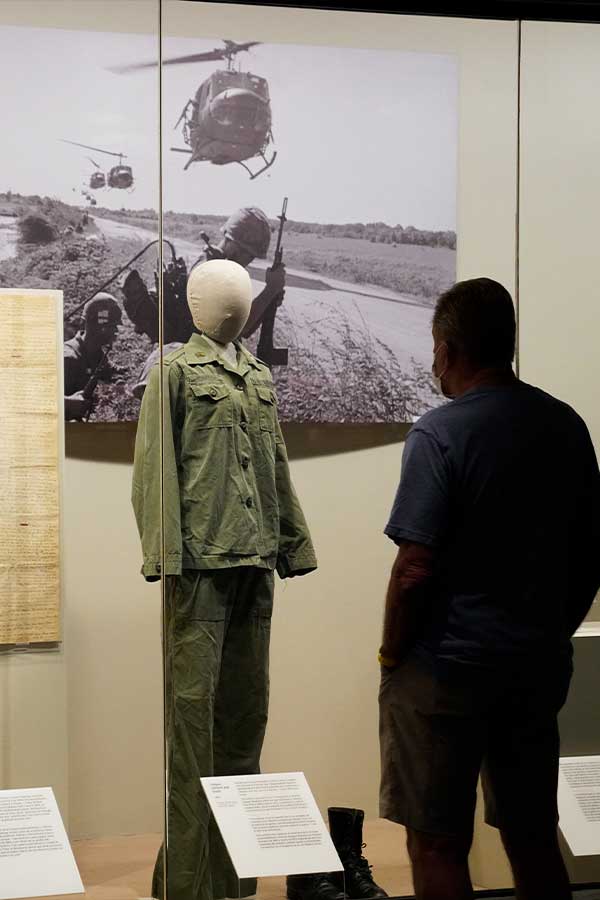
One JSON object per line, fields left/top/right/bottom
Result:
{"left": 280, "top": 232, "right": 454, "bottom": 301}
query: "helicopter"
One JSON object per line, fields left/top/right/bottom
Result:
{"left": 60, "top": 139, "right": 135, "bottom": 190}
{"left": 110, "top": 39, "right": 276, "bottom": 180}
{"left": 86, "top": 158, "right": 107, "bottom": 191}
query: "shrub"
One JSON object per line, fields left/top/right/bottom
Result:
{"left": 18, "top": 214, "right": 57, "bottom": 245}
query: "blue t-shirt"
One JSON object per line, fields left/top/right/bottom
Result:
{"left": 385, "top": 380, "right": 600, "bottom": 666}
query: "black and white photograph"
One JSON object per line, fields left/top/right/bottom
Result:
{"left": 0, "top": 23, "right": 458, "bottom": 423}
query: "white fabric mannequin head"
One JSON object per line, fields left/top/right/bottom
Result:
{"left": 186, "top": 259, "right": 252, "bottom": 344}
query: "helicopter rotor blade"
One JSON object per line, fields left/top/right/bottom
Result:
{"left": 108, "top": 48, "right": 226, "bottom": 73}
{"left": 60, "top": 139, "right": 127, "bottom": 159}
{"left": 223, "top": 40, "right": 261, "bottom": 53}
{"left": 86, "top": 156, "right": 101, "bottom": 169}
{"left": 161, "top": 49, "right": 230, "bottom": 66}
{"left": 108, "top": 40, "right": 262, "bottom": 73}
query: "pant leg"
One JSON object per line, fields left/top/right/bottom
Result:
{"left": 152, "top": 572, "right": 230, "bottom": 900}
{"left": 379, "top": 653, "right": 486, "bottom": 837}
{"left": 482, "top": 657, "right": 573, "bottom": 833}
{"left": 209, "top": 567, "right": 275, "bottom": 899}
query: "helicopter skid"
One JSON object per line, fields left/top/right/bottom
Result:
{"left": 170, "top": 145, "right": 276, "bottom": 179}
{"left": 238, "top": 150, "right": 277, "bottom": 180}
{"left": 170, "top": 146, "right": 195, "bottom": 170}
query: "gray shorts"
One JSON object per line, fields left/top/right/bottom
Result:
{"left": 379, "top": 650, "right": 572, "bottom": 838}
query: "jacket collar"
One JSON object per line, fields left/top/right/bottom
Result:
{"left": 183, "top": 331, "right": 261, "bottom": 376}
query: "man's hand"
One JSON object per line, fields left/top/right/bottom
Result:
{"left": 64, "top": 391, "right": 92, "bottom": 421}
{"left": 264, "top": 264, "right": 285, "bottom": 297}
{"left": 378, "top": 649, "right": 401, "bottom": 671}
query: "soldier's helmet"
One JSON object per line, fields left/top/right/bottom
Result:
{"left": 221, "top": 207, "right": 271, "bottom": 259}
{"left": 83, "top": 293, "right": 122, "bottom": 328}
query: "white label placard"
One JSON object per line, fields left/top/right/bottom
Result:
{"left": 0, "top": 787, "right": 84, "bottom": 899}
{"left": 201, "top": 772, "right": 343, "bottom": 878}
{"left": 558, "top": 756, "right": 600, "bottom": 856}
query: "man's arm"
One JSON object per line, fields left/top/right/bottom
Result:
{"left": 381, "top": 427, "right": 451, "bottom": 664}
{"left": 380, "top": 541, "right": 435, "bottom": 665}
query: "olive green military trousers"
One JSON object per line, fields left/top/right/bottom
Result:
{"left": 152, "top": 567, "right": 274, "bottom": 900}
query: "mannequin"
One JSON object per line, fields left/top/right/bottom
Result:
{"left": 187, "top": 257, "right": 250, "bottom": 366}
{"left": 132, "top": 260, "right": 317, "bottom": 900}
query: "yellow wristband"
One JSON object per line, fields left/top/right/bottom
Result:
{"left": 378, "top": 652, "right": 398, "bottom": 668}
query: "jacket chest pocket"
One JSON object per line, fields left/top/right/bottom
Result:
{"left": 256, "top": 384, "right": 277, "bottom": 432}
{"left": 187, "top": 380, "right": 232, "bottom": 428}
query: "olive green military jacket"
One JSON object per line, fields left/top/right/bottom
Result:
{"left": 132, "top": 332, "right": 317, "bottom": 581}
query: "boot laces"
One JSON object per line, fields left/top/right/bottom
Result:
{"left": 346, "top": 843, "right": 375, "bottom": 879}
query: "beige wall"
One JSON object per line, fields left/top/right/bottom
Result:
{"left": 63, "top": 431, "right": 164, "bottom": 838}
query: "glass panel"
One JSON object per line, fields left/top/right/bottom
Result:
{"left": 0, "top": 1, "right": 163, "bottom": 898}
{"left": 160, "top": 3, "right": 518, "bottom": 900}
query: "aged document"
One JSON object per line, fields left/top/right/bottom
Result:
{"left": 0, "top": 291, "right": 62, "bottom": 644}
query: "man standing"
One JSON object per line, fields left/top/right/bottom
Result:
{"left": 379, "top": 278, "right": 600, "bottom": 900}
{"left": 124, "top": 206, "right": 285, "bottom": 399}
{"left": 63, "top": 293, "right": 122, "bottom": 420}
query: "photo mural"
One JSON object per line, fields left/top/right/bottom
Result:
{"left": 0, "top": 23, "right": 457, "bottom": 423}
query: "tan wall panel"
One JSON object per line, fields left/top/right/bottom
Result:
{"left": 63, "top": 452, "right": 164, "bottom": 838}
{"left": 0, "top": 651, "right": 69, "bottom": 815}
{"left": 520, "top": 21, "right": 600, "bottom": 443}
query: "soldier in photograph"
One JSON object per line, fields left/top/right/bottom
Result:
{"left": 122, "top": 206, "right": 285, "bottom": 399}
{"left": 63, "top": 293, "right": 122, "bottom": 420}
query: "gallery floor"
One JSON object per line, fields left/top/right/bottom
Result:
{"left": 27, "top": 819, "right": 485, "bottom": 900}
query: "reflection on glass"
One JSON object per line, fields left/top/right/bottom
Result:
{"left": 157, "top": 0, "right": 465, "bottom": 898}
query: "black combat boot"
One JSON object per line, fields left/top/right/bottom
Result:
{"left": 286, "top": 873, "right": 346, "bottom": 900}
{"left": 328, "top": 807, "right": 388, "bottom": 899}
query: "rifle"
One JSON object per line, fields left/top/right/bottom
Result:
{"left": 257, "top": 197, "right": 289, "bottom": 368}
{"left": 81, "top": 347, "right": 109, "bottom": 422}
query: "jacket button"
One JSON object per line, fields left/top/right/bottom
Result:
{"left": 156, "top": 563, "right": 161, "bottom": 573}
{"left": 209, "top": 387, "right": 217, "bottom": 397}
{"left": 240, "top": 421, "right": 248, "bottom": 432}
{"left": 241, "top": 456, "right": 249, "bottom": 468}
{"left": 246, "top": 497, "right": 253, "bottom": 508}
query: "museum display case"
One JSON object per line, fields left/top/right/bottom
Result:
{"left": 0, "top": 2, "right": 598, "bottom": 899}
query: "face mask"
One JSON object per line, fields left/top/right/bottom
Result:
{"left": 432, "top": 345, "right": 449, "bottom": 397}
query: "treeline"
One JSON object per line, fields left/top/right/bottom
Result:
{"left": 285, "top": 220, "right": 456, "bottom": 250}
{"left": 90, "top": 206, "right": 456, "bottom": 250}
{"left": 2, "top": 196, "right": 456, "bottom": 251}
